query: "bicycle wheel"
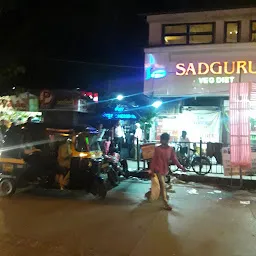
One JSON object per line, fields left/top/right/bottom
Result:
{"left": 174, "top": 155, "right": 190, "bottom": 172}
{"left": 191, "top": 156, "right": 212, "bottom": 175}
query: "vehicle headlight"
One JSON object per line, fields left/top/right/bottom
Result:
{"left": 79, "top": 153, "right": 88, "bottom": 157}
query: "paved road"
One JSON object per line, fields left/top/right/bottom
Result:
{"left": 0, "top": 179, "right": 255, "bottom": 256}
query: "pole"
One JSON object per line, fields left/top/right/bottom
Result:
{"left": 137, "top": 137, "right": 140, "bottom": 170}
{"left": 143, "top": 123, "right": 146, "bottom": 170}
{"left": 200, "top": 138, "right": 202, "bottom": 174}
{"left": 239, "top": 70, "right": 243, "bottom": 188}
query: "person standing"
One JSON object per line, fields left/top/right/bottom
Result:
{"left": 134, "top": 123, "right": 143, "bottom": 160}
{"left": 97, "top": 123, "right": 107, "bottom": 150}
{"left": 103, "top": 137, "right": 111, "bottom": 155}
{"left": 179, "top": 130, "right": 190, "bottom": 156}
{"left": 57, "top": 139, "right": 72, "bottom": 190}
{"left": 149, "top": 133, "right": 186, "bottom": 211}
{"left": 113, "top": 120, "right": 125, "bottom": 153}
{"left": 97, "top": 124, "right": 106, "bottom": 142}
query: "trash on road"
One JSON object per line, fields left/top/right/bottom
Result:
{"left": 207, "top": 192, "right": 215, "bottom": 194}
{"left": 234, "top": 190, "right": 256, "bottom": 202}
{"left": 171, "top": 177, "right": 186, "bottom": 184}
{"left": 214, "top": 190, "right": 222, "bottom": 194}
{"left": 187, "top": 189, "right": 199, "bottom": 195}
{"left": 240, "top": 201, "right": 251, "bottom": 205}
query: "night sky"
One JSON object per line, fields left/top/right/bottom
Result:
{"left": 0, "top": 0, "right": 255, "bottom": 94}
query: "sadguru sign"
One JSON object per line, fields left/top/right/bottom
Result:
{"left": 176, "top": 60, "right": 256, "bottom": 85}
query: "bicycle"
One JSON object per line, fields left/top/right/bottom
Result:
{"left": 172, "top": 144, "right": 212, "bottom": 175}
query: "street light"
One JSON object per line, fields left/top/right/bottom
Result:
{"left": 152, "top": 100, "right": 162, "bottom": 109}
{"left": 116, "top": 94, "right": 124, "bottom": 101}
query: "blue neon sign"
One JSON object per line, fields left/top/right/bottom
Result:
{"left": 114, "top": 106, "right": 124, "bottom": 112}
{"left": 145, "top": 54, "right": 167, "bottom": 80}
{"left": 102, "top": 113, "right": 137, "bottom": 120}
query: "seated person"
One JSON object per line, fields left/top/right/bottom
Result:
{"left": 56, "top": 138, "right": 72, "bottom": 190}
{"left": 103, "top": 137, "right": 111, "bottom": 155}
{"left": 23, "top": 145, "right": 43, "bottom": 182}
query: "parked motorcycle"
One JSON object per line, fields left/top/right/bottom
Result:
{"left": 103, "top": 147, "right": 129, "bottom": 180}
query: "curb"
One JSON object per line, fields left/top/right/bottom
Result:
{"left": 129, "top": 170, "right": 256, "bottom": 190}
{"left": 173, "top": 173, "right": 256, "bottom": 190}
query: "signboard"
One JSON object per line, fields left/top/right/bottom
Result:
{"left": 39, "top": 90, "right": 94, "bottom": 112}
{"left": 144, "top": 49, "right": 256, "bottom": 97}
{"left": 222, "top": 147, "right": 256, "bottom": 176}
{"left": 156, "top": 110, "right": 221, "bottom": 143}
{"left": 175, "top": 61, "right": 256, "bottom": 76}
{"left": 81, "top": 92, "right": 99, "bottom": 102}
{"left": 198, "top": 76, "right": 235, "bottom": 84}
{"left": 40, "top": 90, "right": 77, "bottom": 110}
{"left": 102, "top": 113, "right": 137, "bottom": 120}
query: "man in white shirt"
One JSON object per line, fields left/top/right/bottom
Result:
{"left": 134, "top": 123, "right": 143, "bottom": 160}
{"left": 97, "top": 124, "right": 106, "bottom": 142}
{"left": 113, "top": 120, "right": 125, "bottom": 153}
{"left": 179, "top": 131, "right": 190, "bottom": 156}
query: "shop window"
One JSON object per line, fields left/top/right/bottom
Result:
{"left": 251, "top": 21, "right": 256, "bottom": 42}
{"left": 164, "top": 24, "right": 187, "bottom": 34}
{"left": 225, "top": 21, "right": 240, "bottom": 43}
{"left": 190, "top": 24, "right": 213, "bottom": 33}
{"left": 189, "top": 34, "right": 213, "bottom": 44}
{"left": 162, "top": 23, "right": 214, "bottom": 45}
{"left": 164, "top": 35, "right": 186, "bottom": 45}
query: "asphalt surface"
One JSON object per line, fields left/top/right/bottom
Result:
{"left": 0, "top": 179, "right": 255, "bottom": 256}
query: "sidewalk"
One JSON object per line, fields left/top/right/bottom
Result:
{"left": 127, "top": 160, "right": 256, "bottom": 189}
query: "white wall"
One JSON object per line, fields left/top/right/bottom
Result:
{"left": 147, "top": 7, "right": 256, "bottom": 46}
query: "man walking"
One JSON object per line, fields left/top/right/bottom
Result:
{"left": 150, "top": 133, "right": 185, "bottom": 210}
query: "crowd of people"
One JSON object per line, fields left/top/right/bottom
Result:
{"left": 97, "top": 120, "right": 143, "bottom": 159}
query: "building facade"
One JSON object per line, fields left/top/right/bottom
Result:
{"left": 144, "top": 7, "right": 256, "bottom": 143}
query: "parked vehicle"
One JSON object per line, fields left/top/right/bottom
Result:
{"left": 104, "top": 145, "right": 129, "bottom": 175}
{"left": 0, "top": 123, "right": 118, "bottom": 198}
{"left": 173, "top": 144, "right": 212, "bottom": 175}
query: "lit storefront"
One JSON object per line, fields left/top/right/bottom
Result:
{"left": 144, "top": 7, "right": 256, "bottom": 144}
{"left": 0, "top": 92, "right": 41, "bottom": 126}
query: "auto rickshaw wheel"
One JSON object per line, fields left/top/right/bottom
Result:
{"left": 0, "top": 179, "right": 16, "bottom": 197}
{"left": 108, "top": 167, "right": 120, "bottom": 187}
{"left": 98, "top": 182, "right": 107, "bottom": 199}
{"left": 91, "top": 179, "right": 107, "bottom": 199}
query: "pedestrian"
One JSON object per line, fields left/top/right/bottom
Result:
{"left": 103, "top": 136, "right": 111, "bottom": 155}
{"left": 179, "top": 130, "right": 190, "bottom": 156}
{"left": 148, "top": 133, "right": 186, "bottom": 211}
{"left": 97, "top": 123, "right": 107, "bottom": 150}
{"left": 97, "top": 123, "right": 106, "bottom": 142}
{"left": 57, "top": 138, "right": 72, "bottom": 190}
{"left": 134, "top": 123, "right": 143, "bottom": 160}
{"left": 112, "top": 120, "right": 125, "bottom": 153}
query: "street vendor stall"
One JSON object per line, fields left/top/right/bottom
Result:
{"left": 0, "top": 92, "right": 42, "bottom": 126}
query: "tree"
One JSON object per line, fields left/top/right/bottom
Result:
{"left": 0, "top": 0, "right": 19, "bottom": 16}
{"left": 0, "top": 65, "right": 26, "bottom": 95}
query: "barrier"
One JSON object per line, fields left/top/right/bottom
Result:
{"left": 138, "top": 140, "right": 256, "bottom": 178}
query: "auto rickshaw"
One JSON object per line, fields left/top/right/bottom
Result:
{"left": 0, "top": 122, "right": 116, "bottom": 198}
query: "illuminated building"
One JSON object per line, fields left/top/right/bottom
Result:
{"left": 143, "top": 7, "right": 256, "bottom": 144}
